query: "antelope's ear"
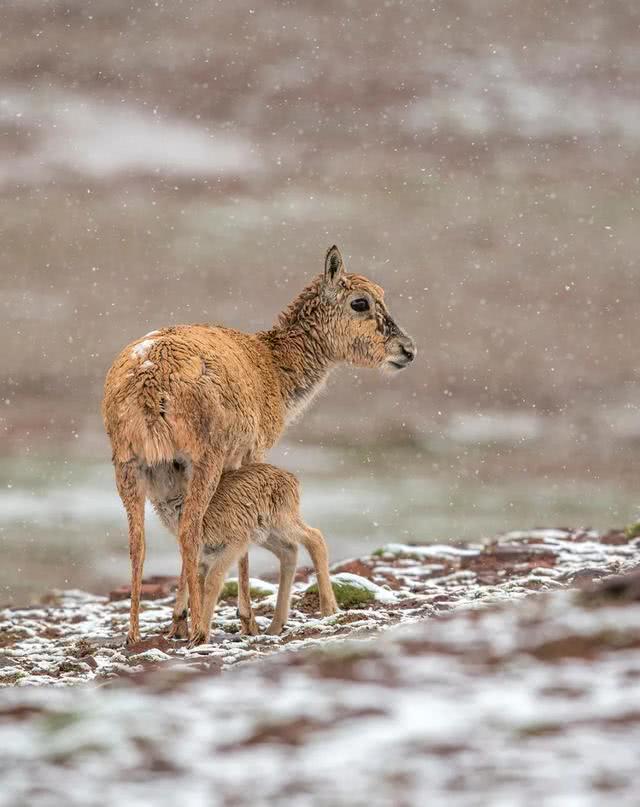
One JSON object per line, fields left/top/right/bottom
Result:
{"left": 324, "top": 245, "right": 344, "bottom": 285}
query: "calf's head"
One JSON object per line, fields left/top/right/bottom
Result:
{"left": 316, "top": 245, "right": 416, "bottom": 372}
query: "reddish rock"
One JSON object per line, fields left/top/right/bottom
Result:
{"left": 600, "top": 530, "right": 634, "bottom": 545}
{"left": 109, "top": 576, "right": 178, "bottom": 602}
{"left": 462, "top": 545, "right": 557, "bottom": 574}
{"left": 123, "top": 634, "right": 175, "bottom": 655}
{"left": 331, "top": 559, "right": 375, "bottom": 579}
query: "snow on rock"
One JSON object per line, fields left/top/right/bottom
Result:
{"left": 377, "top": 542, "right": 481, "bottom": 559}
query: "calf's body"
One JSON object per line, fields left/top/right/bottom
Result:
{"left": 150, "top": 462, "right": 338, "bottom": 644}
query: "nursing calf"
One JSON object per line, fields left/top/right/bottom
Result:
{"left": 150, "top": 461, "right": 338, "bottom": 645}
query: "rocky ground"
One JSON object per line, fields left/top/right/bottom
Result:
{"left": 1, "top": 528, "right": 640, "bottom": 806}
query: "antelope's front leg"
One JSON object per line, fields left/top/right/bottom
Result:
{"left": 188, "top": 544, "right": 242, "bottom": 647}
{"left": 177, "top": 451, "right": 224, "bottom": 639}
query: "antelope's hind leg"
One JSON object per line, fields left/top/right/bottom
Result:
{"left": 114, "top": 460, "right": 147, "bottom": 645}
{"left": 301, "top": 525, "right": 339, "bottom": 616}
{"left": 264, "top": 534, "right": 298, "bottom": 636}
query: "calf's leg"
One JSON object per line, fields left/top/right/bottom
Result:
{"left": 189, "top": 543, "right": 245, "bottom": 647}
{"left": 300, "top": 525, "right": 339, "bottom": 616}
{"left": 237, "top": 553, "right": 260, "bottom": 635}
{"left": 264, "top": 535, "right": 298, "bottom": 635}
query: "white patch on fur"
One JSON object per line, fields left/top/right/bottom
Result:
{"left": 144, "top": 330, "right": 160, "bottom": 338}
{"left": 140, "top": 360, "right": 155, "bottom": 370}
{"left": 131, "top": 339, "right": 155, "bottom": 360}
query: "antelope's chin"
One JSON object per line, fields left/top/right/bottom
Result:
{"left": 382, "top": 358, "right": 410, "bottom": 375}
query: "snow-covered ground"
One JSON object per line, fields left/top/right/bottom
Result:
{"left": 1, "top": 528, "right": 639, "bottom": 805}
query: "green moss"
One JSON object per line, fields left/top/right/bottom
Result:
{"left": 0, "top": 670, "right": 26, "bottom": 685}
{"left": 306, "top": 579, "right": 375, "bottom": 609}
{"left": 43, "top": 712, "right": 82, "bottom": 734}
{"left": 371, "top": 548, "right": 386, "bottom": 557}
{"left": 220, "top": 580, "right": 273, "bottom": 600}
{"left": 517, "top": 721, "right": 562, "bottom": 738}
{"left": 624, "top": 522, "right": 640, "bottom": 539}
{"left": 222, "top": 622, "right": 240, "bottom": 634}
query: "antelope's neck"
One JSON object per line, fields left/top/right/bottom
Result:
{"left": 259, "top": 324, "right": 335, "bottom": 422}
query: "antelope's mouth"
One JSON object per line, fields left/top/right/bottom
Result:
{"left": 384, "top": 355, "right": 414, "bottom": 372}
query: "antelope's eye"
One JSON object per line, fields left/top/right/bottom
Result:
{"left": 351, "top": 298, "right": 370, "bottom": 313}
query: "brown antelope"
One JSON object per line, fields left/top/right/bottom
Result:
{"left": 102, "top": 245, "right": 416, "bottom": 644}
{"left": 150, "top": 461, "right": 339, "bottom": 645}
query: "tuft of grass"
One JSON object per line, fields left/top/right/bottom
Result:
{"left": 220, "top": 580, "right": 272, "bottom": 601}
{"left": 306, "top": 579, "right": 375, "bottom": 609}
{"left": 624, "top": 522, "right": 640, "bottom": 539}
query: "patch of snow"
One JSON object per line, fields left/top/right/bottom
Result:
{"left": 226, "top": 577, "right": 277, "bottom": 594}
{"left": 130, "top": 339, "right": 155, "bottom": 360}
{"left": 404, "top": 50, "right": 640, "bottom": 140}
{"left": 502, "top": 529, "right": 575, "bottom": 541}
{"left": 128, "top": 649, "right": 172, "bottom": 664}
{"left": 447, "top": 411, "right": 543, "bottom": 444}
{"left": 0, "top": 89, "right": 262, "bottom": 186}
{"left": 380, "top": 543, "right": 480, "bottom": 558}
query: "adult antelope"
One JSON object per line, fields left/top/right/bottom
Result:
{"left": 102, "top": 246, "right": 416, "bottom": 643}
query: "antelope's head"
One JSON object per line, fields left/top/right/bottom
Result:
{"left": 317, "top": 245, "right": 416, "bottom": 372}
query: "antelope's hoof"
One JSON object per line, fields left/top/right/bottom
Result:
{"left": 166, "top": 619, "right": 189, "bottom": 641}
{"left": 240, "top": 617, "right": 260, "bottom": 636}
{"left": 265, "top": 621, "right": 285, "bottom": 636}
{"left": 126, "top": 630, "right": 141, "bottom": 646}
{"left": 187, "top": 630, "right": 208, "bottom": 649}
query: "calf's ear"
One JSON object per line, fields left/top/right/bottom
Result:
{"left": 324, "top": 245, "right": 345, "bottom": 285}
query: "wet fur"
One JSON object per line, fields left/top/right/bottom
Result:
{"left": 154, "top": 463, "right": 340, "bottom": 645}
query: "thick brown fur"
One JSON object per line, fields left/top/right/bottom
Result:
{"left": 102, "top": 246, "right": 415, "bottom": 643}
{"left": 151, "top": 462, "right": 339, "bottom": 646}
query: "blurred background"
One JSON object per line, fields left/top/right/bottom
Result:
{"left": 2, "top": 0, "right": 640, "bottom": 605}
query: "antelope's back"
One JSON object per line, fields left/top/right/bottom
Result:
{"left": 102, "top": 324, "right": 284, "bottom": 465}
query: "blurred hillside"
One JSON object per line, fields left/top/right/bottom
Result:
{"left": 2, "top": 0, "right": 640, "bottom": 457}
